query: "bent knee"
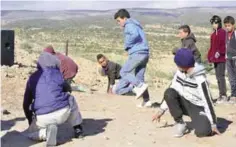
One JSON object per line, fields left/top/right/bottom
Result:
{"left": 195, "top": 124, "right": 212, "bottom": 137}
{"left": 164, "top": 88, "right": 178, "bottom": 101}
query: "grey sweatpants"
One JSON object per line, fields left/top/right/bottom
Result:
{"left": 214, "top": 62, "right": 227, "bottom": 97}
{"left": 227, "top": 58, "right": 236, "bottom": 97}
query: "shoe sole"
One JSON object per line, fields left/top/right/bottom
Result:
{"left": 135, "top": 84, "right": 148, "bottom": 99}
{"left": 46, "top": 124, "right": 57, "bottom": 147}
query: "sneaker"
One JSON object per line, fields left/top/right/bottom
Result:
{"left": 132, "top": 83, "right": 148, "bottom": 99}
{"left": 74, "top": 125, "right": 83, "bottom": 138}
{"left": 174, "top": 123, "right": 188, "bottom": 138}
{"left": 216, "top": 95, "right": 229, "bottom": 104}
{"left": 46, "top": 124, "right": 57, "bottom": 147}
{"left": 112, "top": 85, "right": 117, "bottom": 94}
{"left": 229, "top": 96, "right": 236, "bottom": 104}
{"left": 137, "top": 100, "right": 153, "bottom": 108}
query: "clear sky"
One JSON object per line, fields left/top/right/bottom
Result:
{"left": 1, "top": 1, "right": 236, "bottom": 11}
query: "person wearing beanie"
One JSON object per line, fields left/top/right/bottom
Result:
{"left": 207, "top": 15, "right": 227, "bottom": 103}
{"left": 152, "top": 48, "right": 220, "bottom": 138}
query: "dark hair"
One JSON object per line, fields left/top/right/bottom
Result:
{"left": 178, "top": 25, "right": 191, "bottom": 34}
{"left": 224, "top": 16, "right": 235, "bottom": 25}
{"left": 114, "top": 9, "right": 130, "bottom": 19}
{"left": 97, "top": 54, "right": 105, "bottom": 61}
{"left": 210, "top": 15, "right": 222, "bottom": 29}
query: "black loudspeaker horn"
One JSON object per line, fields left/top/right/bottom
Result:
{"left": 1, "top": 30, "right": 15, "bottom": 66}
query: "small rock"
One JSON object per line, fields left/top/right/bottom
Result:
{"left": 104, "top": 136, "right": 110, "bottom": 140}
{"left": 152, "top": 141, "right": 156, "bottom": 144}
{"left": 6, "top": 73, "right": 15, "bottom": 78}
{"left": 1, "top": 109, "right": 10, "bottom": 115}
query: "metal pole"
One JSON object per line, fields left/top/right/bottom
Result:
{"left": 65, "top": 40, "right": 69, "bottom": 56}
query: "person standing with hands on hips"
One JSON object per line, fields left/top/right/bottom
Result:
{"left": 207, "top": 15, "right": 227, "bottom": 103}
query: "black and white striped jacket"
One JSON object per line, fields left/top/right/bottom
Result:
{"left": 160, "top": 64, "right": 217, "bottom": 125}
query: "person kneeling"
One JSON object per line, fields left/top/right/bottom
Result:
{"left": 23, "top": 52, "right": 83, "bottom": 146}
{"left": 152, "top": 48, "right": 220, "bottom": 137}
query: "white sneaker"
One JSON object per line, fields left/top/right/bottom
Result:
{"left": 112, "top": 84, "right": 117, "bottom": 94}
{"left": 174, "top": 123, "right": 188, "bottom": 138}
{"left": 137, "top": 101, "right": 152, "bottom": 108}
{"left": 132, "top": 83, "right": 148, "bottom": 99}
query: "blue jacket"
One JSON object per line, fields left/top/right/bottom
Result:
{"left": 23, "top": 52, "right": 70, "bottom": 123}
{"left": 124, "top": 18, "right": 149, "bottom": 55}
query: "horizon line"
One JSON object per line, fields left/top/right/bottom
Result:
{"left": 2, "top": 6, "right": 236, "bottom": 11}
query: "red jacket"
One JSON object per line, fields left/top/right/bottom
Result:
{"left": 56, "top": 53, "right": 78, "bottom": 80}
{"left": 207, "top": 28, "right": 226, "bottom": 63}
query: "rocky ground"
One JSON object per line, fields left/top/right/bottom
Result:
{"left": 1, "top": 44, "right": 236, "bottom": 147}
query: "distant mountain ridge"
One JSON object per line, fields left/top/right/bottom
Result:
{"left": 2, "top": 7, "right": 236, "bottom": 27}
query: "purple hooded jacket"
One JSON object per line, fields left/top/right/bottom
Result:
{"left": 23, "top": 52, "right": 70, "bottom": 124}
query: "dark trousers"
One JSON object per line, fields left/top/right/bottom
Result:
{"left": 214, "top": 62, "right": 227, "bottom": 97}
{"left": 226, "top": 59, "right": 236, "bottom": 97}
{"left": 164, "top": 88, "right": 212, "bottom": 137}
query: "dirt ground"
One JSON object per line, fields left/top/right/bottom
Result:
{"left": 1, "top": 47, "right": 236, "bottom": 147}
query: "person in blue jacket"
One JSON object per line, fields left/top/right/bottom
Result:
{"left": 114, "top": 9, "right": 150, "bottom": 101}
{"left": 23, "top": 52, "right": 83, "bottom": 146}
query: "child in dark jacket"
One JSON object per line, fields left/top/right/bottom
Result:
{"left": 23, "top": 52, "right": 83, "bottom": 146}
{"left": 173, "top": 25, "right": 202, "bottom": 63}
{"left": 224, "top": 16, "right": 236, "bottom": 103}
{"left": 97, "top": 54, "right": 122, "bottom": 93}
{"left": 207, "top": 15, "right": 227, "bottom": 103}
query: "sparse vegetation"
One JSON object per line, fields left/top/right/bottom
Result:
{"left": 2, "top": 8, "right": 236, "bottom": 88}
{"left": 20, "top": 42, "right": 33, "bottom": 53}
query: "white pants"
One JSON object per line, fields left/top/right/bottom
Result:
{"left": 26, "top": 96, "right": 82, "bottom": 141}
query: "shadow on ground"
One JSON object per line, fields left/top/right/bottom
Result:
{"left": 1, "top": 117, "right": 113, "bottom": 146}
{"left": 217, "top": 117, "right": 233, "bottom": 134}
{"left": 83, "top": 118, "right": 113, "bottom": 136}
{"left": 57, "top": 118, "right": 113, "bottom": 145}
{"left": 1, "top": 117, "right": 25, "bottom": 131}
{"left": 1, "top": 130, "right": 38, "bottom": 147}
{"left": 1, "top": 117, "right": 38, "bottom": 147}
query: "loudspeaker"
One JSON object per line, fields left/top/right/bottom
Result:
{"left": 1, "top": 30, "right": 15, "bottom": 66}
